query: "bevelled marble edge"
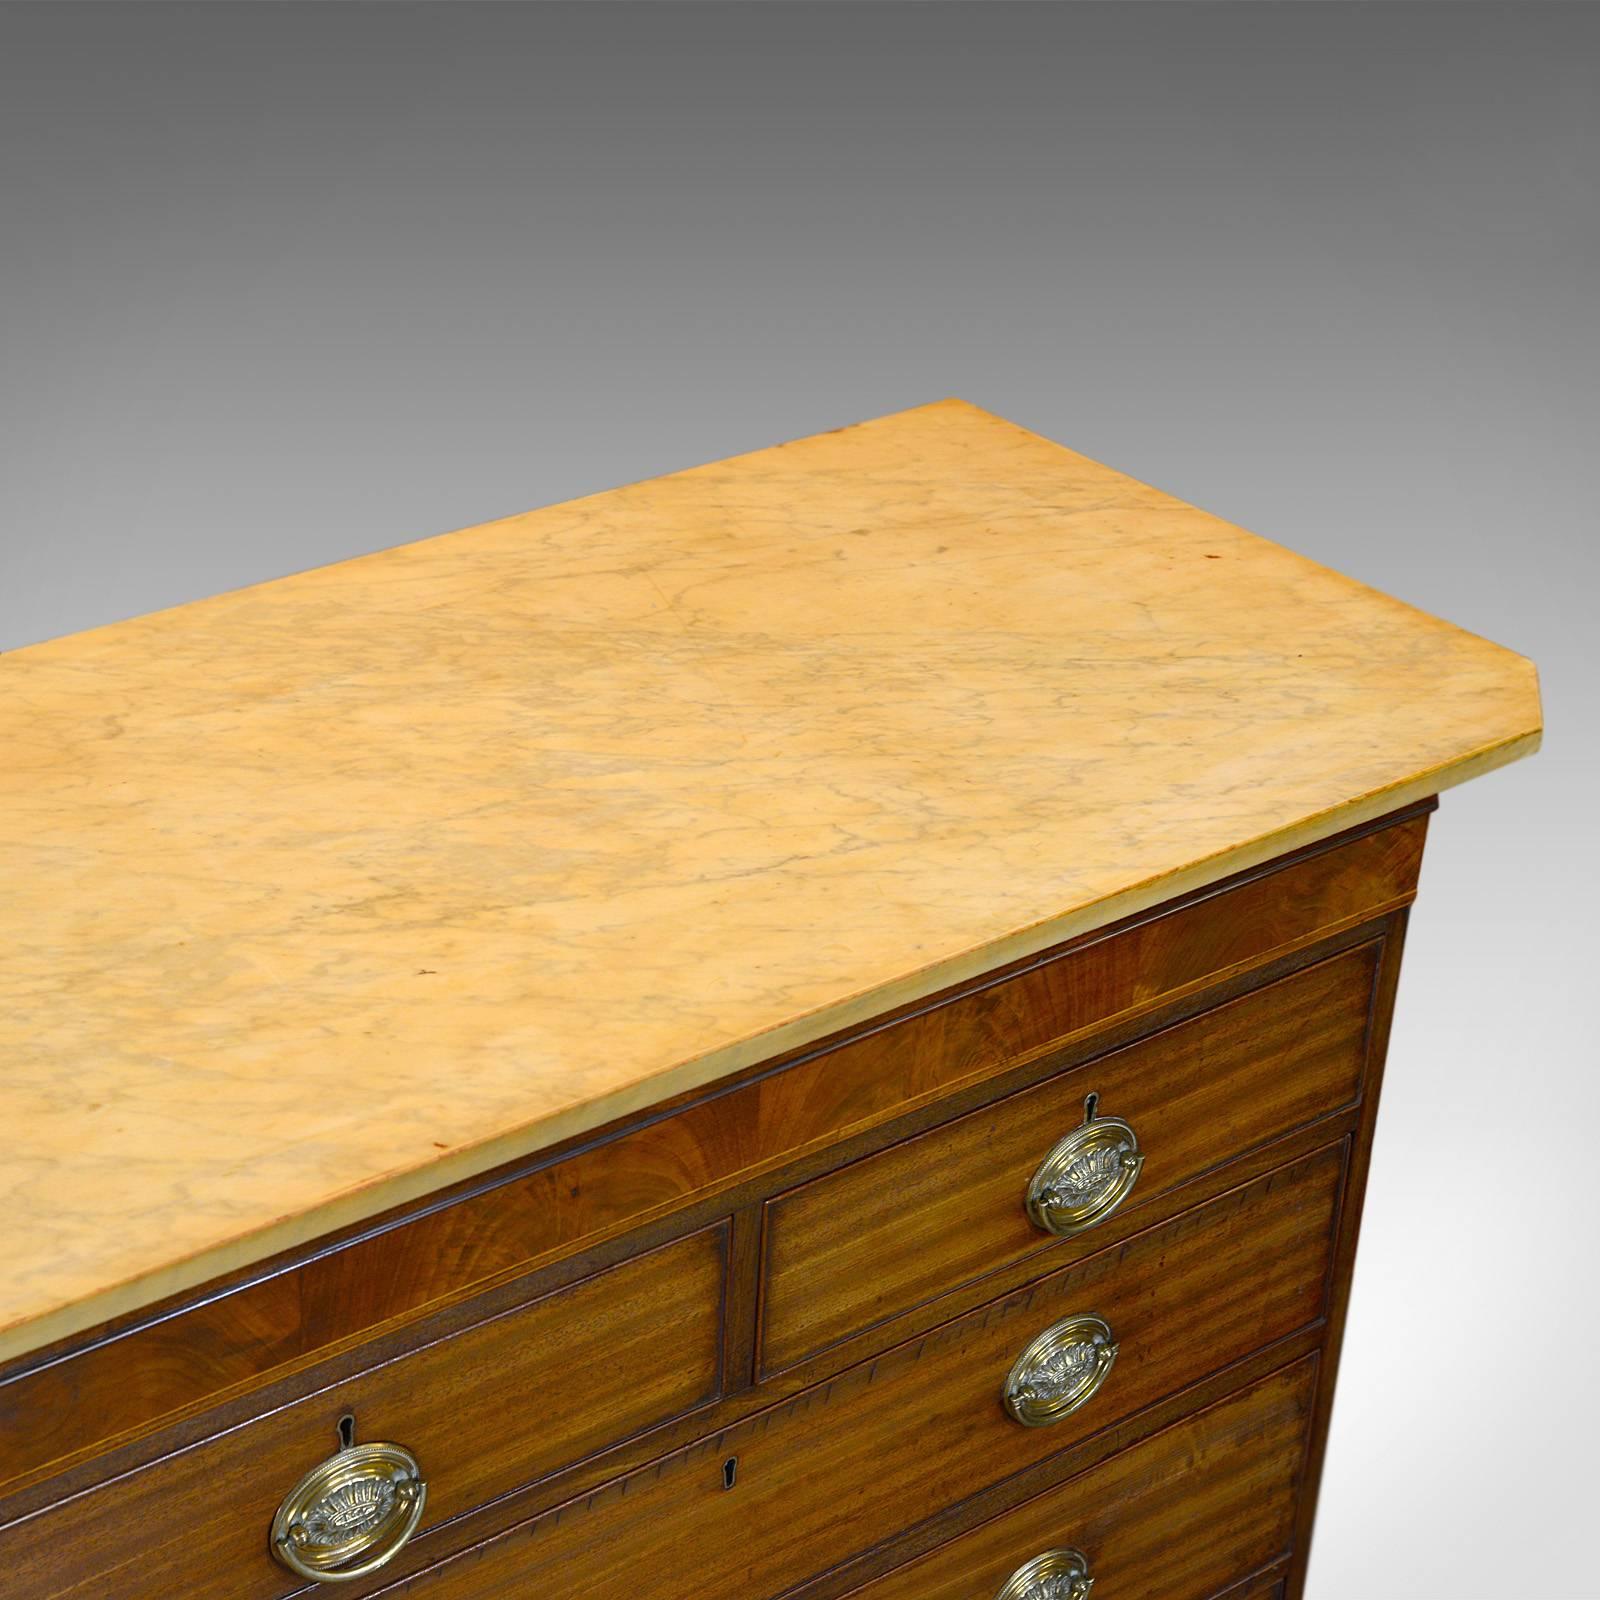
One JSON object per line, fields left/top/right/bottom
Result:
{"left": 0, "top": 724, "right": 1537, "bottom": 1370}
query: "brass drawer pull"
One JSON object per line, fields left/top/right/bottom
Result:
{"left": 994, "top": 1548, "right": 1095, "bottom": 1600}
{"left": 1025, "top": 1094, "right": 1143, "bottom": 1238}
{"left": 1002, "top": 1312, "right": 1118, "bottom": 1426}
{"left": 270, "top": 1429, "right": 427, "bottom": 1584}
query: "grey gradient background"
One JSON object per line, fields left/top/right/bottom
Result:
{"left": 2, "top": 4, "right": 1595, "bottom": 1595}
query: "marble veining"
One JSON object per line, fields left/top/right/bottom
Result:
{"left": 0, "top": 400, "right": 1541, "bottom": 1361}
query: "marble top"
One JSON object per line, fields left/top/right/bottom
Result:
{"left": 0, "top": 400, "right": 1541, "bottom": 1361}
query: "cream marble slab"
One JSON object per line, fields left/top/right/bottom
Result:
{"left": 0, "top": 400, "right": 1540, "bottom": 1363}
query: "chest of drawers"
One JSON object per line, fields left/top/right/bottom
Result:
{"left": 0, "top": 403, "right": 1539, "bottom": 1598}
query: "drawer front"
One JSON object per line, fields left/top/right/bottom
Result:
{"left": 844, "top": 1356, "right": 1316, "bottom": 1600}
{"left": 762, "top": 945, "right": 1374, "bottom": 1371}
{"left": 1225, "top": 1580, "right": 1287, "bottom": 1600}
{"left": 0, "top": 1227, "right": 725, "bottom": 1600}
{"left": 384, "top": 1146, "right": 1343, "bottom": 1599}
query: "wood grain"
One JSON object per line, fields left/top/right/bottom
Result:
{"left": 1215, "top": 1571, "right": 1290, "bottom": 1600}
{"left": 0, "top": 1227, "right": 725, "bottom": 1600}
{"left": 761, "top": 943, "right": 1377, "bottom": 1371}
{"left": 840, "top": 1357, "right": 1317, "bottom": 1600}
{"left": 1284, "top": 909, "right": 1411, "bottom": 1600}
{"left": 376, "top": 1146, "right": 1345, "bottom": 1600}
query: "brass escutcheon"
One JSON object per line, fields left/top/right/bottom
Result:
{"left": 270, "top": 1435, "right": 427, "bottom": 1584}
{"left": 993, "top": 1547, "right": 1096, "bottom": 1600}
{"left": 1002, "top": 1312, "right": 1118, "bottom": 1427}
{"left": 1025, "top": 1096, "right": 1143, "bottom": 1238}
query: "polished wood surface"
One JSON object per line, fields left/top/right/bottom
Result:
{"left": 0, "top": 1229, "right": 724, "bottom": 1600}
{"left": 762, "top": 944, "right": 1376, "bottom": 1372}
{"left": 1283, "top": 907, "right": 1411, "bottom": 1600}
{"left": 841, "top": 1357, "right": 1316, "bottom": 1600}
{"left": 1219, "top": 1575, "right": 1289, "bottom": 1600}
{"left": 0, "top": 402, "right": 1541, "bottom": 1365}
{"left": 0, "top": 811, "right": 1421, "bottom": 1489}
{"left": 357, "top": 1146, "right": 1343, "bottom": 1600}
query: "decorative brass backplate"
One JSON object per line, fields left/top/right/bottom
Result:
{"left": 1002, "top": 1312, "right": 1118, "bottom": 1427}
{"left": 270, "top": 1439, "right": 427, "bottom": 1584}
{"left": 993, "top": 1548, "right": 1096, "bottom": 1600}
{"left": 1025, "top": 1100, "right": 1143, "bottom": 1238}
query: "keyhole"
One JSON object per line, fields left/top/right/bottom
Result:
{"left": 722, "top": 1455, "right": 738, "bottom": 1490}
{"left": 1083, "top": 1092, "right": 1099, "bottom": 1123}
{"left": 337, "top": 1413, "right": 357, "bottom": 1451}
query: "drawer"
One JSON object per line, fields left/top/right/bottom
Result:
{"left": 762, "top": 945, "right": 1374, "bottom": 1371}
{"left": 1224, "top": 1579, "right": 1288, "bottom": 1600}
{"left": 0, "top": 1226, "right": 725, "bottom": 1600}
{"left": 842, "top": 1355, "right": 1317, "bottom": 1600}
{"left": 381, "top": 1145, "right": 1344, "bottom": 1599}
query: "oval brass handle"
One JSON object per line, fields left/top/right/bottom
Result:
{"left": 1025, "top": 1095, "right": 1143, "bottom": 1238}
{"left": 270, "top": 1438, "right": 427, "bottom": 1584}
{"left": 994, "top": 1548, "right": 1096, "bottom": 1600}
{"left": 1002, "top": 1312, "right": 1118, "bottom": 1426}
